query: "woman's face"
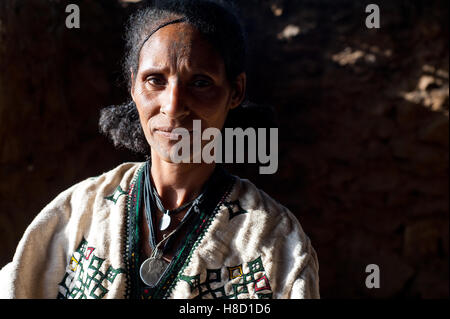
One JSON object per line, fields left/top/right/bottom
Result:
{"left": 131, "top": 22, "right": 245, "bottom": 163}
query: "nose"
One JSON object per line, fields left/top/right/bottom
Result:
{"left": 160, "top": 79, "right": 189, "bottom": 119}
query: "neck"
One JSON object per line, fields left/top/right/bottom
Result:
{"left": 150, "top": 151, "right": 215, "bottom": 210}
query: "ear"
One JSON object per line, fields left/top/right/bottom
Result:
{"left": 229, "top": 72, "right": 246, "bottom": 110}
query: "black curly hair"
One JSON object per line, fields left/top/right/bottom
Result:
{"left": 99, "top": 0, "right": 277, "bottom": 156}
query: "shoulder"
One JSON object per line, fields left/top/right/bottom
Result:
{"left": 225, "top": 176, "right": 302, "bottom": 232}
{"left": 223, "top": 174, "right": 316, "bottom": 263}
{"left": 55, "top": 162, "right": 143, "bottom": 203}
{"left": 17, "top": 162, "right": 145, "bottom": 262}
{"left": 28, "top": 162, "right": 145, "bottom": 232}
{"left": 0, "top": 162, "right": 144, "bottom": 298}
{"left": 217, "top": 174, "right": 314, "bottom": 257}
{"left": 79, "top": 161, "right": 144, "bottom": 192}
{"left": 225, "top": 176, "right": 319, "bottom": 298}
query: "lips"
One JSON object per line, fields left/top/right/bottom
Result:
{"left": 154, "top": 126, "right": 193, "bottom": 139}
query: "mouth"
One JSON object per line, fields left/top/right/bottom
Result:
{"left": 154, "top": 126, "right": 193, "bottom": 139}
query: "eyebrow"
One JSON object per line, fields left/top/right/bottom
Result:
{"left": 139, "top": 65, "right": 218, "bottom": 80}
{"left": 139, "top": 66, "right": 170, "bottom": 77}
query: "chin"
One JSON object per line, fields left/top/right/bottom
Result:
{"left": 148, "top": 141, "right": 184, "bottom": 164}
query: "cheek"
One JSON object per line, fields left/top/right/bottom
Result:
{"left": 134, "top": 101, "right": 158, "bottom": 142}
{"left": 134, "top": 88, "right": 159, "bottom": 118}
{"left": 191, "top": 89, "right": 231, "bottom": 124}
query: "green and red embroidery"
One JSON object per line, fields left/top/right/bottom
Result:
{"left": 123, "top": 164, "right": 236, "bottom": 299}
{"left": 104, "top": 185, "right": 128, "bottom": 204}
{"left": 178, "top": 256, "right": 273, "bottom": 299}
{"left": 123, "top": 163, "right": 145, "bottom": 299}
{"left": 57, "top": 238, "right": 125, "bottom": 299}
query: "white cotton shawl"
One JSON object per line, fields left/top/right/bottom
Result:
{"left": 0, "top": 162, "right": 319, "bottom": 299}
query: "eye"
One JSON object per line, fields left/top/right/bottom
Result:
{"left": 146, "top": 75, "right": 166, "bottom": 87}
{"left": 193, "top": 80, "right": 211, "bottom": 87}
{"left": 191, "top": 77, "right": 213, "bottom": 88}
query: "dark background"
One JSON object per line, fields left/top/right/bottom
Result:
{"left": 0, "top": 0, "right": 448, "bottom": 298}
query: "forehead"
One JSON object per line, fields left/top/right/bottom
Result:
{"left": 138, "top": 22, "right": 225, "bottom": 75}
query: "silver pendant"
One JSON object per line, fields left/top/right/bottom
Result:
{"left": 159, "top": 213, "right": 171, "bottom": 231}
{"left": 140, "top": 257, "right": 169, "bottom": 287}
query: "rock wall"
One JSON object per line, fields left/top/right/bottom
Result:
{"left": 0, "top": 0, "right": 448, "bottom": 298}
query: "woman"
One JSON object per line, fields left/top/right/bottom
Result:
{"left": 0, "top": 0, "right": 319, "bottom": 299}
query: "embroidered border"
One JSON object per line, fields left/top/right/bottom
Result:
{"left": 123, "top": 163, "right": 235, "bottom": 299}
{"left": 123, "top": 163, "right": 146, "bottom": 299}
{"left": 163, "top": 176, "right": 236, "bottom": 298}
{"left": 150, "top": 168, "right": 236, "bottom": 299}
{"left": 57, "top": 238, "right": 125, "bottom": 299}
{"left": 178, "top": 256, "right": 273, "bottom": 299}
